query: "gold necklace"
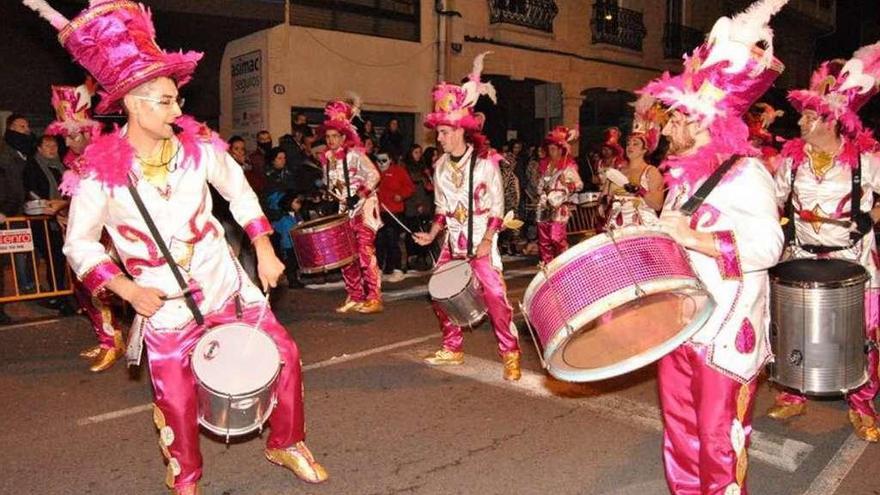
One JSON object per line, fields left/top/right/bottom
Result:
{"left": 137, "top": 139, "right": 179, "bottom": 188}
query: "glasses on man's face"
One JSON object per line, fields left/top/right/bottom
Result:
{"left": 132, "top": 94, "right": 185, "bottom": 109}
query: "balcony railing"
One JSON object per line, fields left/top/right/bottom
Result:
{"left": 488, "top": 0, "right": 559, "bottom": 33}
{"left": 663, "top": 23, "right": 704, "bottom": 59}
{"left": 591, "top": 2, "right": 646, "bottom": 52}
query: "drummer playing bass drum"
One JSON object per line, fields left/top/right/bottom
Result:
{"left": 768, "top": 44, "right": 880, "bottom": 442}
{"left": 640, "top": 2, "right": 787, "bottom": 489}
{"left": 319, "top": 97, "right": 384, "bottom": 314}
{"left": 414, "top": 53, "right": 522, "bottom": 381}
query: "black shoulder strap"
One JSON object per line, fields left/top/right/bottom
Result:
{"left": 679, "top": 154, "right": 742, "bottom": 215}
{"left": 467, "top": 147, "right": 477, "bottom": 257}
{"left": 851, "top": 152, "right": 862, "bottom": 220}
{"left": 127, "top": 183, "right": 204, "bottom": 326}
{"left": 342, "top": 151, "right": 352, "bottom": 199}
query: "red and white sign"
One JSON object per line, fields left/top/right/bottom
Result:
{"left": 0, "top": 228, "right": 34, "bottom": 254}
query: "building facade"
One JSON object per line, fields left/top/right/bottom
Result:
{"left": 220, "top": 0, "right": 836, "bottom": 150}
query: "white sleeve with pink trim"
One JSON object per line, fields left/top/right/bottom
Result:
{"left": 485, "top": 158, "right": 505, "bottom": 226}
{"left": 206, "top": 145, "right": 272, "bottom": 240}
{"left": 863, "top": 151, "right": 880, "bottom": 195}
{"left": 62, "top": 178, "right": 123, "bottom": 296}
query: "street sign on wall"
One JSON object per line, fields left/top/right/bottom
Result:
{"left": 230, "top": 50, "right": 264, "bottom": 145}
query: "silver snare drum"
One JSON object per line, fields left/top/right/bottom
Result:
{"left": 428, "top": 259, "right": 487, "bottom": 327}
{"left": 191, "top": 323, "right": 281, "bottom": 440}
{"left": 769, "top": 259, "right": 869, "bottom": 396}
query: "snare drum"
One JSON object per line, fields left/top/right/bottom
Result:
{"left": 522, "top": 226, "right": 714, "bottom": 382}
{"left": 768, "top": 259, "right": 869, "bottom": 395}
{"left": 428, "top": 259, "right": 487, "bottom": 327}
{"left": 290, "top": 214, "right": 356, "bottom": 273}
{"left": 191, "top": 323, "right": 281, "bottom": 439}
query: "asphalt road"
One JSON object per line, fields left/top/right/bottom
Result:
{"left": 1, "top": 259, "right": 878, "bottom": 495}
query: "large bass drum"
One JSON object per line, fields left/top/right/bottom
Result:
{"left": 768, "top": 259, "right": 869, "bottom": 395}
{"left": 290, "top": 214, "right": 356, "bottom": 273}
{"left": 522, "top": 226, "right": 715, "bottom": 382}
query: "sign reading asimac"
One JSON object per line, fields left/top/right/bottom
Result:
{"left": 0, "top": 228, "right": 34, "bottom": 254}
{"left": 231, "top": 50, "right": 263, "bottom": 145}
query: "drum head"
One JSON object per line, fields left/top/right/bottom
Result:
{"left": 192, "top": 324, "right": 281, "bottom": 395}
{"left": 428, "top": 260, "right": 473, "bottom": 300}
{"left": 770, "top": 259, "right": 867, "bottom": 286}
{"left": 548, "top": 289, "right": 714, "bottom": 382}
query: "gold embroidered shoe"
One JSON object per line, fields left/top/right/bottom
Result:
{"left": 501, "top": 351, "right": 522, "bottom": 381}
{"left": 79, "top": 344, "right": 102, "bottom": 359}
{"left": 171, "top": 483, "right": 200, "bottom": 495}
{"left": 265, "top": 442, "right": 329, "bottom": 484}
{"left": 89, "top": 331, "right": 125, "bottom": 373}
{"left": 766, "top": 401, "right": 806, "bottom": 420}
{"left": 423, "top": 349, "right": 464, "bottom": 366}
{"left": 848, "top": 410, "right": 880, "bottom": 443}
{"left": 335, "top": 298, "right": 362, "bottom": 313}
{"left": 356, "top": 299, "right": 384, "bottom": 314}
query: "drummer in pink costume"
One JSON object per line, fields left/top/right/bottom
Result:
{"left": 25, "top": 1, "right": 327, "bottom": 493}
{"left": 641, "top": 0, "right": 787, "bottom": 492}
{"left": 536, "top": 126, "right": 583, "bottom": 264}
{"left": 414, "top": 53, "right": 522, "bottom": 381}
{"left": 319, "top": 97, "right": 384, "bottom": 314}
{"left": 768, "top": 41, "right": 880, "bottom": 443}
{"left": 45, "top": 81, "right": 128, "bottom": 372}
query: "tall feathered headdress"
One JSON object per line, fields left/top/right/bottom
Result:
{"left": 424, "top": 52, "right": 497, "bottom": 131}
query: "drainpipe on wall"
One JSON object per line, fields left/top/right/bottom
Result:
{"left": 435, "top": 0, "right": 462, "bottom": 83}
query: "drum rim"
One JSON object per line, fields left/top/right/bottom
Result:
{"left": 291, "top": 213, "right": 349, "bottom": 235}
{"left": 297, "top": 255, "right": 356, "bottom": 274}
{"left": 769, "top": 259, "right": 869, "bottom": 288}
{"left": 523, "top": 226, "right": 675, "bottom": 306}
{"left": 198, "top": 397, "right": 278, "bottom": 437}
{"left": 535, "top": 280, "right": 713, "bottom": 382}
{"left": 192, "top": 324, "right": 282, "bottom": 396}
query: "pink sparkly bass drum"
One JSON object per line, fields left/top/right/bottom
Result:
{"left": 290, "top": 214, "right": 356, "bottom": 273}
{"left": 521, "top": 226, "right": 715, "bottom": 382}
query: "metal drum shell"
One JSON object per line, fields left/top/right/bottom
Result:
{"left": 429, "top": 260, "right": 488, "bottom": 328}
{"left": 522, "top": 226, "right": 715, "bottom": 382}
{"left": 191, "top": 324, "right": 282, "bottom": 438}
{"left": 769, "top": 260, "right": 869, "bottom": 396}
{"left": 290, "top": 214, "right": 356, "bottom": 273}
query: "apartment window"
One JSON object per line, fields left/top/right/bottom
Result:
{"left": 591, "top": 1, "right": 647, "bottom": 51}
{"left": 488, "top": 0, "right": 559, "bottom": 33}
{"left": 290, "top": 0, "right": 420, "bottom": 42}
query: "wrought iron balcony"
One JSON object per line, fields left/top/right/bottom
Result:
{"left": 488, "top": 0, "right": 559, "bottom": 33}
{"left": 591, "top": 1, "right": 647, "bottom": 52}
{"left": 663, "top": 23, "right": 704, "bottom": 59}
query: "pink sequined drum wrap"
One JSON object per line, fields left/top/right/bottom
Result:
{"left": 522, "top": 226, "right": 715, "bottom": 382}
{"left": 290, "top": 214, "right": 356, "bottom": 273}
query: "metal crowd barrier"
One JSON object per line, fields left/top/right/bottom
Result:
{"left": 566, "top": 194, "right": 602, "bottom": 240}
{"left": 0, "top": 215, "right": 73, "bottom": 303}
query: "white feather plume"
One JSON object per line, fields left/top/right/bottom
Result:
{"left": 346, "top": 91, "right": 362, "bottom": 120}
{"left": 22, "top": 0, "right": 68, "bottom": 29}
{"left": 462, "top": 51, "right": 497, "bottom": 108}
{"left": 701, "top": 0, "right": 789, "bottom": 75}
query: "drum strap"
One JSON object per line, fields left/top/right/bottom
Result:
{"left": 679, "top": 154, "right": 741, "bottom": 215}
{"left": 343, "top": 152, "right": 352, "bottom": 202}
{"left": 849, "top": 154, "right": 862, "bottom": 245}
{"left": 127, "top": 183, "right": 205, "bottom": 326}
{"left": 467, "top": 147, "right": 477, "bottom": 257}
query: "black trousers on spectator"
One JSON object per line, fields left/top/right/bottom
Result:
{"left": 376, "top": 212, "right": 403, "bottom": 274}
{"left": 32, "top": 219, "right": 69, "bottom": 291}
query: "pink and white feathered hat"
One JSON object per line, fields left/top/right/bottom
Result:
{"left": 24, "top": 0, "right": 203, "bottom": 114}
{"left": 640, "top": 0, "right": 787, "bottom": 128}
{"left": 630, "top": 94, "right": 667, "bottom": 153}
{"left": 320, "top": 94, "right": 362, "bottom": 147}
{"left": 543, "top": 126, "right": 578, "bottom": 155}
{"left": 45, "top": 83, "right": 102, "bottom": 138}
{"left": 788, "top": 41, "right": 880, "bottom": 136}
{"left": 424, "top": 52, "right": 497, "bottom": 131}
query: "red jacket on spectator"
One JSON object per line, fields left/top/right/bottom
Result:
{"left": 378, "top": 162, "right": 415, "bottom": 214}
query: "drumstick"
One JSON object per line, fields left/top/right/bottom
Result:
{"left": 380, "top": 203, "right": 415, "bottom": 235}
{"left": 797, "top": 210, "right": 852, "bottom": 228}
